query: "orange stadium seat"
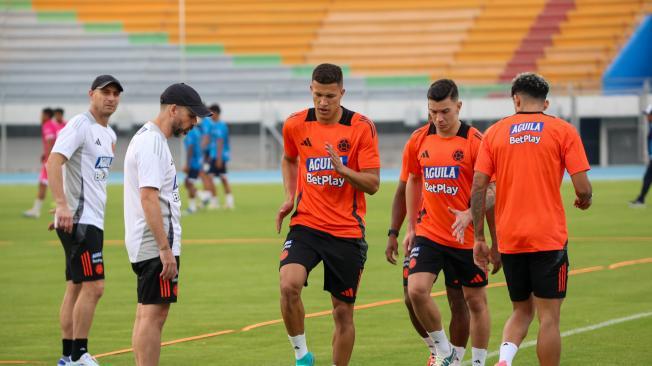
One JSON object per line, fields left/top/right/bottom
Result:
{"left": 29, "top": 0, "right": 650, "bottom": 86}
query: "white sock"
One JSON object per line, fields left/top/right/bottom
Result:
{"left": 452, "top": 345, "right": 466, "bottom": 363}
{"left": 225, "top": 193, "right": 234, "bottom": 207}
{"left": 427, "top": 329, "right": 451, "bottom": 357}
{"left": 499, "top": 342, "right": 518, "bottom": 366}
{"left": 33, "top": 199, "right": 43, "bottom": 211}
{"left": 423, "top": 336, "right": 437, "bottom": 355}
{"left": 188, "top": 198, "right": 197, "bottom": 211}
{"left": 472, "top": 347, "right": 487, "bottom": 366}
{"left": 288, "top": 334, "right": 308, "bottom": 360}
{"left": 210, "top": 196, "right": 219, "bottom": 206}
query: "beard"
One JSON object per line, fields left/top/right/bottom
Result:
{"left": 172, "top": 118, "right": 189, "bottom": 137}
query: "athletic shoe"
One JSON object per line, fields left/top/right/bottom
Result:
{"left": 494, "top": 362, "right": 508, "bottom": 366}
{"left": 70, "top": 353, "right": 99, "bottom": 366}
{"left": 182, "top": 208, "right": 197, "bottom": 216}
{"left": 57, "top": 356, "right": 71, "bottom": 366}
{"left": 427, "top": 353, "right": 437, "bottom": 366}
{"left": 434, "top": 348, "right": 456, "bottom": 366}
{"left": 23, "top": 208, "right": 40, "bottom": 218}
{"left": 225, "top": 195, "right": 235, "bottom": 210}
{"left": 295, "top": 352, "right": 314, "bottom": 366}
{"left": 629, "top": 199, "right": 646, "bottom": 208}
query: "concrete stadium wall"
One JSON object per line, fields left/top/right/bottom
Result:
{"left": 0, "top": 93, "right": 649, "bottom": 127}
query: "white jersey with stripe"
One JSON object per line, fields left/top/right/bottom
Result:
{"left": 50, "top": 111, "right": 116, "bottom": 230}
{"left": 123, "top": 121, "right": 182, "bottom": 263}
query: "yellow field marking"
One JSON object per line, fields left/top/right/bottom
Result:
{"left": 609, "top": 257, "right": 652, "bottom": 270}
{"left": 94, "top": 330, "right": 235, "bottom": 359}
{"left": 39, "top": 257, "right": 652, "bottom": 361}
{"left": 569, "top": 266, "right": 605, "bottom": 275}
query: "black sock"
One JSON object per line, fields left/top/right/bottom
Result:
{"left": 62, "top": 339, "right": 73, "bottom": 357}
{"left": 71, "top": 338, "right": 88, "bottom": 361}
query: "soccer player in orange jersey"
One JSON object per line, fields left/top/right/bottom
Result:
{"left": 276, "top": 63, "right": 380, "bottom": 366}
{"left": 385, "top": 116, "right": 471, "bottom": 366}
{"left": 405, "top": 79, "right": 500, "bottom": 366}
{"left": 471, "top": 73, "right": 592, "bottom": 366}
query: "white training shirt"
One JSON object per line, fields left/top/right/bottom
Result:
{"left": 51, "top": 111, "right": 117, "bottom": 230}
{"left": 123, "top": 122, "right": 181, "bottom": 263}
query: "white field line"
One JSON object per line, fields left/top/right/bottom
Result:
{"left": 462, "top": 311, "right": 652, "bottom": 365}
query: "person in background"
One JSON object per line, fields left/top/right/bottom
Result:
{"left": 54, "top": 107, "right": 67, "bottom": 125}
{"left": 24, "top": 107, "right": 65, "bottom": 218}
{"left": 207, "top": 104, "right": 234, "bottom": 209}
{"left": 630, "top": 103, "right": 652, "bottom": 207}
{"left": 183, "top": 123, "right": 204, "bottom": 214}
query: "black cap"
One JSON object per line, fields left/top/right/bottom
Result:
{"left": 91, "top": 74, "right": 123, "bottom": 92}
{"left": 160, "top": 83, "right": 211, "bottom": 118}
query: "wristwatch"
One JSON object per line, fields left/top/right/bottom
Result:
{"left": 387, "top": 229, "right": 399, "bottom": 237}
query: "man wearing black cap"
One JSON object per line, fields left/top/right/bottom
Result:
{"left": 123, "top": 83, "right": 211, "bottom": 366}
{"left": 630, "top": 103, "right": 652, "bottom": 207}
{"left": 47, "top": 74, "right": 123, "bottom": 366}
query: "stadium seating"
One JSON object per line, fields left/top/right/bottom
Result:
{"left": 0, "top": 0, "right": 648, "bottom": 99}
{"left": 535, "top": 0, "right": 647, "bottom": 87}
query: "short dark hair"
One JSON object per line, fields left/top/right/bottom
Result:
{"left": 312, "top": 63, "right": 343, "bottom": 85}
{"left": 427, "top": 79, "right": 459, "bottom": 102}
{"left": 42, "top": 107, "right": 54, "bottom": 118}
{"left": 511, "top": 72, "right": 549, "bottom": 100}
{"left": 53, "top": 107, "right": 64, "bottom": 114}
{"left": 209, "top": 104, "right": 221, "bottom": 114}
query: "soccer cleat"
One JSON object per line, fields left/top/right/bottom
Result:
{"left": 629, "top": 200, "right": 645, "bottom": 208}
{"left": 427, "top": 353, "right": 437, "bottom": 366}
{"left": 295, "top": 351, "right": 314, "bottom": 366}
{"left": 57, "top": 356, "right": 71, "bottom": 366}
{"left": 69, "top": 353, "right": 99, "bottom": 366}
{"left": 494, "top": 362, "right": 508, "bottom": 366}
{"left": 434, "top": 348, "right": 456, "bottom": 366}
{"left": 23, "top": 208, "right": 40, "bottom": 218}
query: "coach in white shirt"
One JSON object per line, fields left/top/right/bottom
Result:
{"left": 48, "top": 75, "right": 122, "bottom": 366}
{"left": 123, "top": 83, "right": 211, "bottom": 366}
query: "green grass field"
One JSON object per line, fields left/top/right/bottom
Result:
{"left": 1, "top": 180, "right": 651, "bottom": 365}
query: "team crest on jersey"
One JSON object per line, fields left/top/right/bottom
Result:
{"left": 337, "top": 138, "right": 351, "bottom": 152}
{"left": 452, "top": 149, "right": 464, "bottom": 162}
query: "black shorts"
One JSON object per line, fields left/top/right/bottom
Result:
{"left": 206, "top": 159, "right": 227, "bottom": 176}
{"left": 502, "top": 247, "right": 569, "bottom": 301}
{"left": 186, "top": 168, "right": 201, "bottom": 181}
{"left": 408, "top": 236, "right": 487, "bottom": 288}
{"left": 402, "top": 256, "right": 462, "bottom": 289}
{"left": 131, "top": 256, "right": 180, "bottom": 305}
{"left": 57, "top": 224, "right": 105, "bottom": 284}
{"left": 279, "top": 225, "right": 367, "bottom": 304}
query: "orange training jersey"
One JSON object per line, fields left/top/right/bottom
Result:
{"left": 406, "top": 122, "right": 483, "bottom": 249}
{"left": 474, "top": 112, "right": 590, "bottom": 254}
{"left": 283, "top": 107, "right": 380, "bottom": 238}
